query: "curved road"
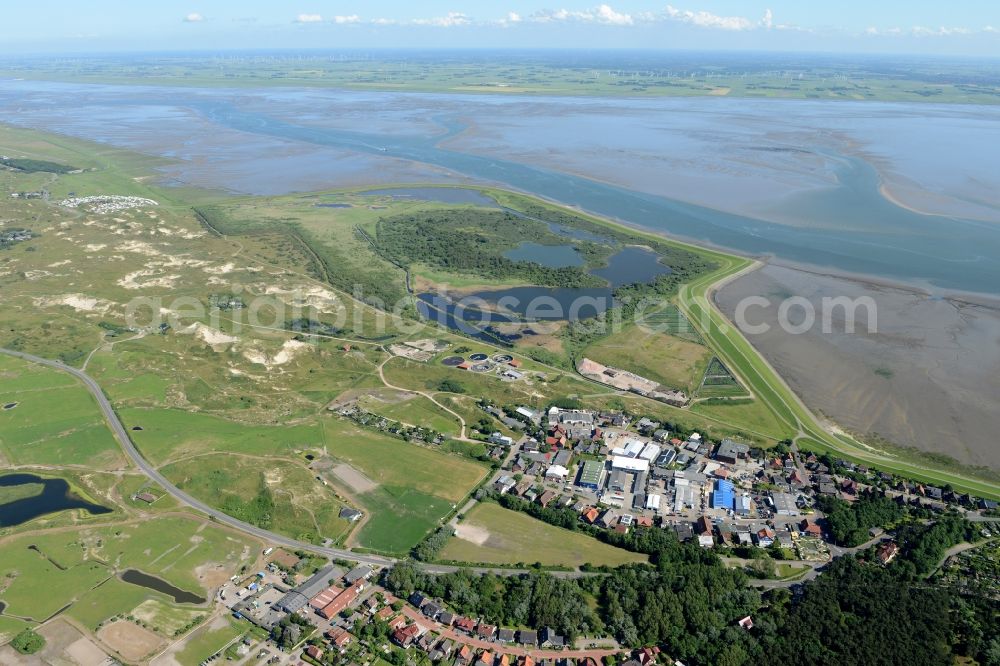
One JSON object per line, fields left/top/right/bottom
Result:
{"left": 0, "top": 347, "right": 397, "bottom": 567}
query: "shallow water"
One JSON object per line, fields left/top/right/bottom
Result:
{"left": 0, "top": 81, "right": 997, "bottom": 295}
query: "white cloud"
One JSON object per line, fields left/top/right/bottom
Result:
{"left": 530, "top": 4, "right": 634, "bottom": 26}
{"left": 371, "top": 17, "right": 396, "bottom": 25}
{"left": 183, "top": 12, "right": 204, "bottom": 23}
{"left": 295, "top": 13, "right": 324, "bottom": 23}
{"left": 412, "top": 12, "right": 471, "bottom": 27}
{"left": 663, "top": 5, "right": 772, "bottom": 31}
{"left": 332, "top": 14, "right": 361, "bottom": 24}
{"left": 496, "top": 11, "right": 523, "bottom": 27}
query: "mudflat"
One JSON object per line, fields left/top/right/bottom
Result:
{"left": 716, "top": 264, "right": 1000, "bottom": 471}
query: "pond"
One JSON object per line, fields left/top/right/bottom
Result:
{"left": 363, "top": 187, "right": 498, "bottom": 207}
{"left": 120, "top": 569, "right": 206, "bottom": 605}
{"left": 315, "top": 202, "right": 353, "bottom": 208}
{"left": 0, "top": 473, "right": 113, "bottom": 528}
{"left": 503, "top": 242, "right": 583, "bottom": 268}
{"left": 464, "top": 245, "right": 671, "bottom": 321}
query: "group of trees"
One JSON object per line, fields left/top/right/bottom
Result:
{"left": 815, "top": 493, "right": 907, "bottom": 546}
{"left": 11, "top": 629, "right": 44, "bottom": 654}
{"left": 375, "top": 209, "right": 608, "bottom": 289}
{"left": 412, "top": 527, "right": 454, "bottom": 562}
{"left": 384, "top": 563, "right": 601, "bottom": 641}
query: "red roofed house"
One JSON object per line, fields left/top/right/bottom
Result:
{"left": 455, "top": 617, "right": 477, "bottom": 634}
{"left": 582, "top": 507, "right": 600, "bottom": 524}
{"left": 392, "top": 623, "right": 421, "bottom": 647}
{"left": 318, "top": 580, "right": 365, "bottom": 620}
{"left": 304, "top": 645, "right": 324, "bottom": 661}
{"left": 800, "top": 519, "right": 822, "bottom": 537}
{"left": 877, "top": 541, "right": 900, "bottom": 565}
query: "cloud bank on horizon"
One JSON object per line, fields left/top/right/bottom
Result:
{"left": 1, "top": 1, "right": 997, "bottom": 55}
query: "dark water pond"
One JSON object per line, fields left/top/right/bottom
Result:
{"left": 0, "top": 473, "right": 112, "bottom": 528}
{"left": 464, "top": 245, "right": 671, "bottom": 320}
{"left": 315, "top": 203, "right": 353, "bottom": 208}
{"left": 503, "top": 242, "right": 583, "bottom": 268}
{"left": 120, "top": 569, "right": 206, "bottom": 605}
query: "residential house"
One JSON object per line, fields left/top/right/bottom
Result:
{"left": 498, "top": 629, "right": 515, "bottom": 644}
{"left": 439, "top": 611, "right": 456, "bottom": 626}
{"left": 477, "top": 624, "right": 497, "bottom": 641}
{"left": 392, "top": 623, "right": 421, "bottom": 647}
{"left": 518, "top": 629, "right": 538, "bottom": 646}
{"left": 877, "top": 541, "right": 900, "bottom": 565}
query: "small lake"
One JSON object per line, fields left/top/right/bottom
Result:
{"left": 504, "top": 242, "right": 584, "bottom": 268}
{"left": 363, "top": 187, "right": 498, "bottom": 207}
{"left": 315, "top": 203, "right": 353, "bottom": 209}
{"left": 0, "top": 473, "right": 113, "bottom": 528}
{"left": 120, "top": 569, "right": 206, "bottom": 605}
{"left": 464, "top": 245, "right": 671, "bottom": 320}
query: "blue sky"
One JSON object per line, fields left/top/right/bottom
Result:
{"left": 1, "top": 1, "right": 998, "bottom": 56}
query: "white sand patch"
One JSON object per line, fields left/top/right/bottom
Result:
{"left": 33, "top": 294, "right": 115, "bottom": 313}
{"left": 454, "top": 523, "right": 491, "bottom": 546}
{"left": 117, "top": 240, "right": 163, "bottom": 257}
{"left": 23, "top": 270, "right": 53, "bottom": 280}
{"left": 264, "top": 285, "right": 343, "bottom": 312}
{"left": 117, "top": 269, "right": 181, "bottom": 290}
{"left": 47, "top": 260, "right": 72, "bottom": 268}
{"left": 204, "top": 262, "right": 236, "bottom": 275}
{"left": 84, "top": 243, "right": 107, "bottom": 252}
{"left": 182, "top": 323, "right": 239, "bottom": 347}
{"left": 243, "top": 339, "right": 311, "bottom": 368}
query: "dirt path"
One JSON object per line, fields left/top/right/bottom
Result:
{"left": 377, "top": 357, "right": 474, "bottom": 441}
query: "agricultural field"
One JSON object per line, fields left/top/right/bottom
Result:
{"left": 164, "top": 614, "right": 245, "bottom": 666}
{"left": 441, "top": 502, "right": 648, "bottom": 568}
{"left": 7, "top": 53, "right": 999, "bottom": 105}
{"left": 0, "top": 355, "right": 124, "bottom": 470}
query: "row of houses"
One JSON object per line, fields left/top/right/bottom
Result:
{"left": 409, "top": 592, "right": 568, "bottom": 648}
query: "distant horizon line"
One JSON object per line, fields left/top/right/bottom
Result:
{"left": 1, "top": 47, "right": 999, "bottom": 62}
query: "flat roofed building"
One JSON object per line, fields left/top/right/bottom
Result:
{"left": 577, "top": 460, "right": 606, "bottom": 490}
{"left": 612, "top": 456, "right": 650, "bottom": 473}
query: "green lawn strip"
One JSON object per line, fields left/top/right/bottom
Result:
{"left": 121, "top": 407, "right": 324, "bottom": 466}
{"left": 440, "top": 502, "right": 647, "bottom": 568}
{"left": 174, "top": 615, "right": 245, "bottom": 666}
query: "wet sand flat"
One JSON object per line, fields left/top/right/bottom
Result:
{"left": 716, "top": 264, "right": 1000, "bottom": 471}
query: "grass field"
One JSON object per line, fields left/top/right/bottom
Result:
{"left": 358, "top": 392, "right": 462, "bottom": 435}
{"left": 173, "top": 615, "right": 244, "bottom": 666}
{"left": 441, "top": 502, "right": 647, "bottom": 568}
{"left": 121, "top": 407, "right": 325, "bottom": 466}
{"left": 0, "top": 355, "right": 123, "bottom": 470}
{"left": 320, "top": 417, "right": 488, "bottom": 553}
{"left": 582, "top": 324, "right": 712, "bottom": 394}
{"left": 1, "top": 514, "right": 256, "bottom": 630}
{"left": 160, "top": 454, "right": 353, "bottom": 545}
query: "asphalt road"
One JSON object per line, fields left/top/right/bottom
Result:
{"left": 0, "top": 347, "right": 397, "bottom": 567}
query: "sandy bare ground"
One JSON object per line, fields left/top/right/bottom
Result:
{"left": 454, "top": 523, "right": 491, "bottom": 546}
{"left": 331, "top": 463, "right": 378, "bottom": 494}
{"left": 717, "top": 263, "right": 1000, "bottom": 471}
{"left": 64, "top": 636, "right": 111, "bottom": 666}
{"left": 98, "top": 620, "right": 164, "bottom": 663}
